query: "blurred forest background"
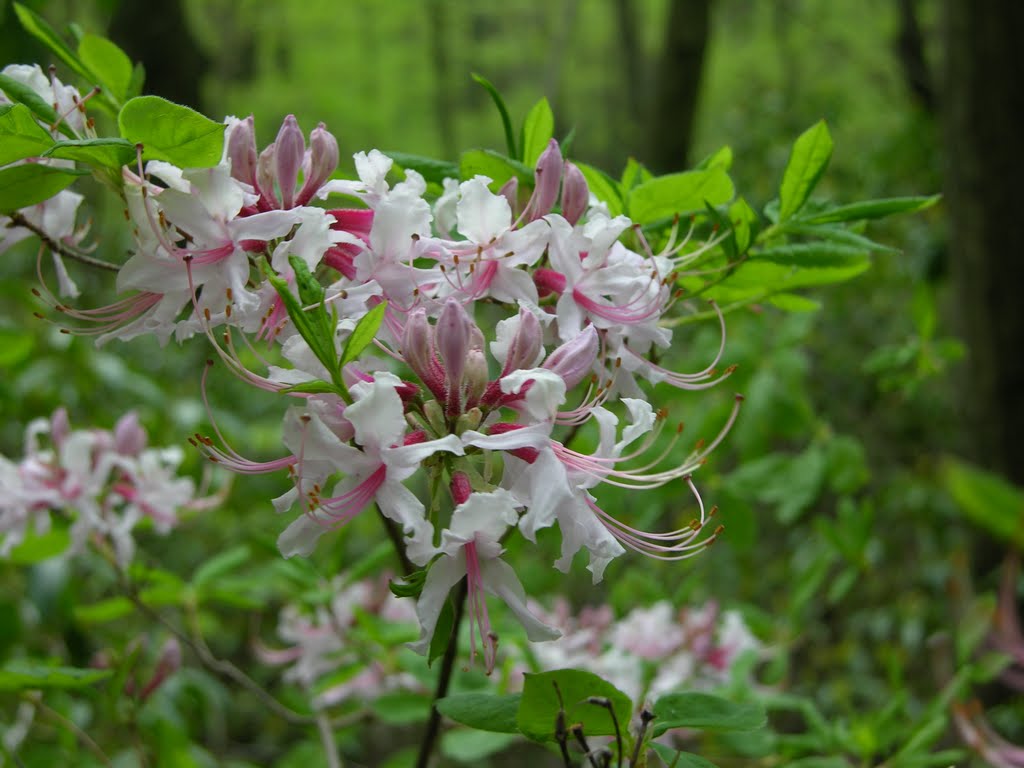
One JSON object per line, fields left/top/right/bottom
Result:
{"left": 3, "top": 0, "right": 1024, "bottom": 765}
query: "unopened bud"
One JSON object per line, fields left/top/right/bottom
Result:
{"left": 436, "top": 298, "right": 472, "bottom": 406}
{"left": 139, "top": 637, "right": 181, "bottom": 702}
{"left": 226, "top": 115, "right": 258, "bottom": 186}
{"left": 503, "top": 307, "right": 543, "bottom": 373}
{"left": 256, "top": 144, "right": 279, "bottom": 208}
{"left": 51, "top": 407, "right": 70, "bottom": 447}
{"left": 560, "top": 161, "right": 588, "bottom": 225}
{"left": 297, "top": 122, "right": 339, "bottom": 206}
{"left": 543, "top": 324, "right": 598, "bottom": 389}
{"left": 275, "top": 115, "right": 306, "bottom": 209}
{"left": 498, "top": 176, "right": 519, "bottom": 216}
{"left": 402, "top": 308, "right": 444, "bottom": 400}
{"left": 114, "top": 412, "right": 147, "bottom": 456}
{"left": 525, "top": 139, "right": 562, "bottom": 221}
{"left": 464, "top": 347, "right": 489, "bottom": 407}
{"left": 450, "top": 471, "right": 472, "bottom": 506}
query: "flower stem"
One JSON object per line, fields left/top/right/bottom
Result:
{"left": 415, "top": 578, "right": 467, "bottom": 768}
{"left": 6, "top": 211, "right": 120, "bottom": 272}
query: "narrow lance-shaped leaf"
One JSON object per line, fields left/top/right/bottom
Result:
{"left": 778, "top": 120, "right": 833, "bottom": 221}
{"left": 471, "top": 72, "right": 518, "bottom": 158}
{"left": 0, "top": 73, "right": 76, "bottom": 138}
{"left": 77, "top": 33, "right": 133, "bottom": 107}
{"left": 798, "top": 195, "right": 941, "bottom": 224}
{"left": 521, "top": 97, "right": 554, "bottom": 166}
{"left": 43, "top": 138, "right": 136, "bottom": 170}
{"left": 12, "top": 3, "right": 92, "bottom": 84}
{"left": 340, "top": 300, "right": 388, "bottom": 368}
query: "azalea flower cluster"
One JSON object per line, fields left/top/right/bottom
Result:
{"left": 15, "top": 97, "right": 739, "bottom": 670}
{"left": 257, "top": 574, "right": 424, "bottom": 710}
{"left": 0, "top": 408, "right": 206, "bottom": 566}
{"left": 512, "top": 599, "right": 762, "bottom": 705}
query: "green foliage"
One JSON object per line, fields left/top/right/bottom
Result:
{"left": 118, "top": 96, "right": 225, "bottom": 167}
{"left": 652, "top": 692, "right": 767, "bottom": 736}
{"left": 42, "top": 137, "right": 136, "bottom": 169}
{"left": 778, "top": 120, "right": 833, "bottom": 221}
{"left": 517, "top": 668, "right": 633, "bottom": 741}
{"left": 437, "top": 692, "right": 522, "bottom": 733}
{"left": 0, "top": 659, "right": 112, "bottom": 690}
{"left": 0, "top": 103, "right": 54, "bottom": 164}
{"left": 0, "top": 162, "right": 87, "bottom": 212}
{"left": 942, "top": 457, "right": 1024, "bottom": 546}
{"left": 520, "top": 97, "right": 554, "bottom": 165}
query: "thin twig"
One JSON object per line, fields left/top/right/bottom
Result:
{"left": 6, "top": 211, "right": 121, "bottom": 271}
{"left": 377, "top": 504, "right": 416, "bottom": 576}
{"left": 415, "top": 579, "right": 468, "bottom": 768}
{"left": 316, "top": 711, "right": 344, "bottom": 768}
{"left": 34, "top": 696, "right": 113, "bottom": 767}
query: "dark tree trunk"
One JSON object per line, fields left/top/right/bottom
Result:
{"left": 943, "top": 0, "right": 1024, "bottom": 484}
{"left": 108, "top": 0, "right": 208, "bottom": 110}
{"left": 896, "top": 0, "right": 936, "bottom": 113}
{"left": 649, "top": 0, "right": 712, "bottom": 172}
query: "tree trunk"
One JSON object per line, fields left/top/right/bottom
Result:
{"left": 108, "top": 0, "right": 208, "bottom": 110}
{"left": 943, "top": 0, "right": 1024, "bottom": 484}
{"left": 649, "top": 0, "right": 712, "bottom": 172}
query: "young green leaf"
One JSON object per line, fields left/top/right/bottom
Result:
{"left": 576, "top": 161, "right": 624, "bottom": 216}
{"left": 517, "top": 668, "right": 633, "bottom": 742}
{"left": 942, "top": 457, "right": 1024, "bottom": 546}
{"left": 437, "top": 693, "right": 522, "bottom": 734}
{"left": 459, "top": 148, "right": 534, "bottom": 189}
{"left": 0, "top": 73, "right": 75, "bottom": 138}
{"left": 0, "top": 660, "right": 112, "bottom": 691}
{"left": 43, "top": 137, "right": 136, "bottom": 169}
{"left": 193, "top": 544, "right": 251, "bottom": 590}
{"left": 752, "top": 242, "right": 869, "bottom": 268}
{"left": 441, "top": 730, "right": 519, "bottom": 762}
{"left": 2, "top": 527, "right": 70, "bottom": 564}
{"left": 0, "top": 103, "right": 56, "bottom": 165}
{"left": 652, "top": 692, "right": 766, "bottom": 736}
{"left": 650, "top": 745, "right": 721, "bottom": 768}
{"left": 384, "top": 151, "right": 459, "bottom": 185}
{"left": 778, "top": 120, "right": 833, "bottom": 221}
{"left": 629, "top": 168, "right": 735, "bottom": 224}
{"left": 471, "top": 73, "right": 518, "bottom": 158}
{"left": 797, "top": 195, "right": 940, "bottom": 224}
{"left": 77, "top": 34, "right": 133, "bottom": 106}
{"left": 118, "top": 95, "right": 225, "bottom": 167}
{"left": 0, "top": 163, "right": 88, "bottom": 212}
{"left": 340, "top": 300, "right": 388, "bottom": 368}
{"left": 12, "top": 3, "right": 92, "bottom": 83}
{"left": 521, "top": 97, "right": 554, "bottom": 166}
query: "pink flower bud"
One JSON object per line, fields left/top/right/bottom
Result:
{"left": 464, "top": 345, "right": 489, "bottom": 408}
{"left": 256, "top": 144, "right": 279, "bottom": 208}
{"left": 226, "top": 115, "right": 258, "bottom": 186}
{"left": 139, "top": 637, "right": 181, "bottom": 702}
{"left": 498, "top": 176, "right": 519, "bottom": 217}
{"left": 543, "top": 324, "right": 598, "bottom": 389}
{"left": 437, "top": 298, "right": 472, "bottom": 408}
{"left": 114, "top": 412, "right": 147, "bottom": 456}
{"left": 50, "top": 408, "right": 70, "bottom": 447}
{"left": 560, "top": 161, "right": 589, "bottom": 225}
{"left": 297, "top": 122, "right": 339, "bottom": 206}
{"left": 450, "top": 471, "right": 472, "bottom": 506}
{"left": 502, "top": 307, "right": 543, "bottom": 374}
{"left": 525, "top": 139, "right": 563, "bottom": 221}
{"left": 274, "top": 115, "right": 306, "bottom": 209}
{"left": 402, "top": 309, "right": 445, "bottom": 401}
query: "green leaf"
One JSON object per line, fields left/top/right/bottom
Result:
{"left": 753, "top": 242, "right": 869, "bottom": 268}
{"left": 650, "top": 745, "right": 721, "bottom": 768}
{"left": 441, "top": 729, "right": 518, "bottom": 762}
{"left": 629, "top": 168, "right": 735, "bottom": 224}
{"left": 437, "top": 693, "right": 522, "bottom": 734}
{"left": 798, "top": 195, "right": 940, "bottom": 224}
{"left": 0, "top": 659, "right": 112, "bottom": 691}
{"left": 3, "top": 527, "right": 70, "bottom": 564}
{"left": 0, "top": 163, "right": 88, "bottom": 213}
{"left": 652, "top": 692, "right": 766, "bottom": 736}
{"left": 729, "top": 197, "right": 757, "bottom": 254}
{"left": 471, "top": 73, "right": 518, "bottom": 158}
{"left": 517, "top": 668, "right": 633, "bottom": 742}
{"left": 0, "top": 104, "right": 55, "bottom": 164}
{"left": 371, "top": 692, "right": 432, "bottom": 725}
{"left": 695, "top": 145, "right": 733, "bottom": 171}
{"left": 384, "top": 151, "right": 459, "bottom": 185}
{"left": 43, "top": 137, "right": 135, "bottom": 169}
{"left": 74, "top": 597, "right": 134, "bottom": 625}
{"left": 779, "top": 222, "right": 901, "bottom": 255}
{"left": 428, "top": 596, "right": 455, "bottom": 667}
{"left": 778, "top": 120, "right": 833, "bottom": 221}
{"left": 0, "top": 73, "right": 73, "bottom": 138}
{"left": 459, "top": 148, "right": 534, "bottom": 189}
{"left": 620, "top": 157, "right": 651, "bottom": 191}
{"left": 521, "top": 97, "right": 554, "bottom": 166}
{"left": 767, "top": 293, "right": 821, "bottom": 312}
{"left": 278, "top": 379, "right": 344, "bottom": 396}
{"left": 77, "top": 34, "right": 133, "bottom": 105}
{"left": 340, "top": 301, "right": 388, "bottom": 368}
{"left": 942, "top": 457, "right": 1024, "bottom": 546}
{"left": 576, "top": 162, "right": 623, "bottom": 216}
{"left": 118, "top": 95, "right": 225, "bottom": 167}
{"left": 0, "top": 327, "right": 35, "bottom": 367}
{"left": 13, "top": 4, "right": 92, "bottom": 84}
{"left": 193, "top": 545, "right": 251, "bottom": 590}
